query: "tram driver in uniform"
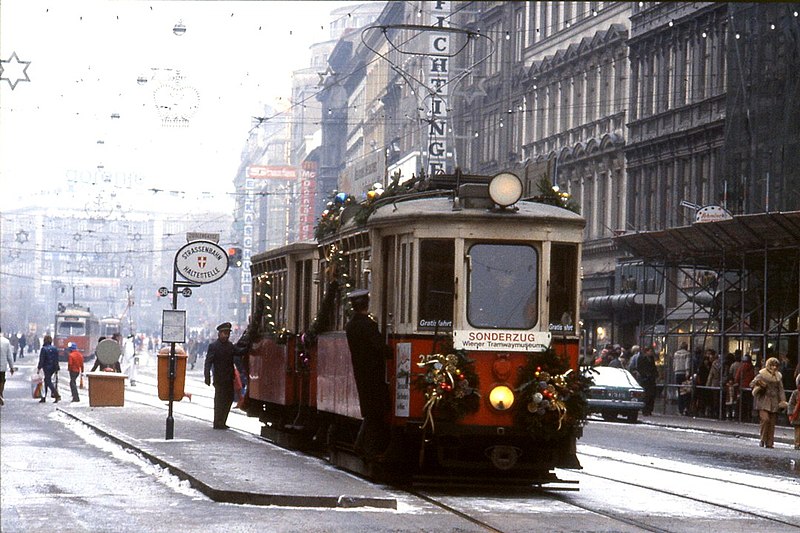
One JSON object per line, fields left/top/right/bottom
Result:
{"left": 345, "top": 289, "right": 393, "bottom": 460}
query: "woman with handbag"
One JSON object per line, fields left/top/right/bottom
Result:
{"left": 749, "top": 357, "right": 787, "bottom": 448}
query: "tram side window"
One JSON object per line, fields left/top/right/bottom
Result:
{"left": 418, "top": 240, "right": 454, "bottom": 330}
{"left": 549, "top": 243, "right": 578, "bottom": 333}
{"left": 467, "top": 244, "right": 538, "bottom": 329}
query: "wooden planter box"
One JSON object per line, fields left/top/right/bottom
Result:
{"left": 86, "top": 372, "right": 127, "bottom": 407}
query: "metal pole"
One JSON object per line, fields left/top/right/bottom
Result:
{"left": 165, "top": 271, "right": 179, "bottom": 440}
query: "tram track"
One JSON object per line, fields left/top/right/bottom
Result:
{"left": 578, "top": 447, "right": 799, "bottom": 499}
{"left": 112, "top": 370, "right": 800, "bottom": 531}
{"left": 560, "top": 448, "right": 800, "bottom": 531}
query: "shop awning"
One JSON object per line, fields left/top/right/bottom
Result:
{"left": 586, "top": 293, "right": 663, "bottom": 313}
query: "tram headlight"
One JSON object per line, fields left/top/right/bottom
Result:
{"left": 489, "top": 385, "right": 515, "bottom": 411}
{"left": 488, "top": 172, "right": 523, "bottom": 207}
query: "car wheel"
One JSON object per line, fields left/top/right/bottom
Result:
{"left": 602, "top": 411, "right": 616, "bottom": 421}
{"left": 626, "top": 412, "right": 639, "bottom": 423}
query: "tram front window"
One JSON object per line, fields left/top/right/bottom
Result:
{"left": 467, "top": 244, "right": 538, "bottom": 329}
{"left": 58, "top": 321, "right": 85, "bottom": 336}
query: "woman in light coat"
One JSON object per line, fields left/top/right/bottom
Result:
{"left": 750, "top": 357, "right": 787, "bottom": 448}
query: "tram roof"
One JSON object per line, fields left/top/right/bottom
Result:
{"left": 614, "top": 210, "right": 800, "bottom": 268}
{"left": 366, "top": 194, "right": 585, "bottom": 227}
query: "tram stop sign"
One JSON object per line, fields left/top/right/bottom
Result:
{"left": 174, "top": 240, "right": 229, "bottom": 284}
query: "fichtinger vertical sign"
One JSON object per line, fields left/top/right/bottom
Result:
{"left": 426, "top": 0, "right": 452, "bottom": 176}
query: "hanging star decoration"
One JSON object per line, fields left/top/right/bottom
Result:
{"left": 15, "top": 230, "right": 29, "bottom": 244}
{"left": 317, "top": 65, "right": 335, "bottom": 87}
{"left": 0, "top": 51, "right": 31, "bottom": 90}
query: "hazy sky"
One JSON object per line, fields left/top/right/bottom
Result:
{"left": 0, "top": 0, "right": 364, "bottom": 213}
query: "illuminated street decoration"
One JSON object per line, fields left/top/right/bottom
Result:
{"left": 152, "top": 70, "right": 200, "bottom": 127}
{"left": 0, "top": 51, "right": 31, "bottom": 90}
{"left": 362, "top": 2, "right": 492, "bottom": 174}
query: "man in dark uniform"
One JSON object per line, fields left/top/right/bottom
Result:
{"left": 204, "top": 322, "right": 236, "bottom": 429}
{"left": 345, "top": 289, "right": 393, "bottom": 459}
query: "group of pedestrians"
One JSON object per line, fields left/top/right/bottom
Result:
{"left": 3, "top": 331, "right": 40, "bottom": 362}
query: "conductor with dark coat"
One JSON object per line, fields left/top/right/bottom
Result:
{"left": 345, "top": 289, "right": 393, "bottom": 458}
{"left": 204, "top": 322, "right": 236, "bottom": 429}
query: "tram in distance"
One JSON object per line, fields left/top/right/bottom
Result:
{"left": 54, "top": 304, "right": 100, "bottom": 361}
{"left": 99, "top": 316, "right": 122, "bottom": 339}
{"left": 242, "top": 171, "right": 591, "bottom": 485}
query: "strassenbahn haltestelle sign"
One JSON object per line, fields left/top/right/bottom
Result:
{"left": 174, "top": 240, "right": 229, "bottom": 284}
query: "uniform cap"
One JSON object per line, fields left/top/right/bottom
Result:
{"left": 216, "top": 322, "right": 232, "bottom": 332}
{"left": 347, "top": 289, "right": 369, "bottom": 300}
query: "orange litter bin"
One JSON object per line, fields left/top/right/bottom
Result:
{"left": 157, "top": 346, "right": 188, "bottom": 401}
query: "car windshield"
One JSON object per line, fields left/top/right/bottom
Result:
{"left": 590, "top": 368, "right": 639, "bottom": 388}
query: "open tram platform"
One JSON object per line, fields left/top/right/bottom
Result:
{"left": 55, "top": 399, "right": 794, "bottom": 508}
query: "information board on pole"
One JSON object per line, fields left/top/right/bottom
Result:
{"left": 161, "top": 309, "right": 186, "bottom": 343}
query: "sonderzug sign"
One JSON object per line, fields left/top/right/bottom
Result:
{"left": 453, "top": 329, "right": 552, "bottom": 352}
{"left": 174, "top": 240, "right": 229, "bottom": 284}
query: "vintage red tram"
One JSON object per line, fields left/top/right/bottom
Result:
{"left": 54, "top": 304, "right": 100, "bottom": 361}
{"left": 243, "top": 172, "right": 589, "bottom": 485}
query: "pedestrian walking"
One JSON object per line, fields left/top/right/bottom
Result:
{"left": 67, "top": 343, "right": 84, "bottom": 402}
{"left": 204, "top": 322, "right": 236, "bottom": 429}
{"left": 788, "top": 374, "right": 800, "bottom": 450}
{"left": 120, "top": 334, "right": 137, "bottom": 386}
{"left": 673, "top": 342, "right": 691, "bottom": 415}
{"left": 637, "top": 346, "right": 658, "bottom": 416}
{"left": 17, "top": 333, "right": 26, "bottom": 359}
{"left": 37, "top": 335, "right": 61, "bottom": 403}
{"left": 735, "top": 353, "right": 756, "bottom": 422}
{"left": 10, "top": 333, "right": 18, "bottom": 362}
{"left": 0, "top": 328, "right": 15, "bottom": 406}
{"left": 345, "top": 289, "right": 393, "bottom": 459}
{"left": 749, "top": 357, "right": 787, "bottom": 448}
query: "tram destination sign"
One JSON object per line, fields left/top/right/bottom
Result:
{"left": 453, "top": 329, "right": 552, "bottom": 352}
{"left": 174, "top": 240, "right": 229, "bottom": 284}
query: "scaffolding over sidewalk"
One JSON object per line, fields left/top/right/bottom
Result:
{"left": 614, "top": 210, "right": 800, "bottom": 420}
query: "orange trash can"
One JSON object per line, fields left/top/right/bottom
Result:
{"left": 157, "top": 346, "right": 188, "bottom": 401}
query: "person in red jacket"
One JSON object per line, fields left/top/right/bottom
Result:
{"left": 67, "top": 343, "right": 84, "bottom": 402}
{"left": 735, "top": 353, "right": 756, "bottom": 422}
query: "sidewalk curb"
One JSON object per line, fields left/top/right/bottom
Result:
{"left": 641, "top": 417, "right": 794, "bottom": 446}
{"left": 57, "top": 408, "right": 397, "bottom": 509}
